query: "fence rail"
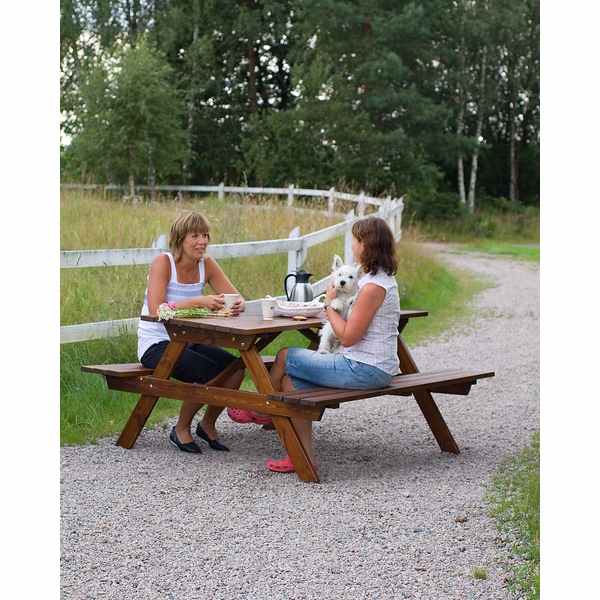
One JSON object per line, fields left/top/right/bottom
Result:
{"left": 61, "top": 182, "right": 391, "bottom": 212}
{"left": 60, "top": 192, "right": 404, "bottom": 343}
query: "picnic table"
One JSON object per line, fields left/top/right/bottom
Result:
{"left": 82, "top": 309, "right": 494, "bottom": 482}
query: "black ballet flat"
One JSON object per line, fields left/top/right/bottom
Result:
{"left": 169, "top": 427, "right": 202, "bottom": 454}
{"left": 196, "top": 423, "right": 230, "bottom": 452}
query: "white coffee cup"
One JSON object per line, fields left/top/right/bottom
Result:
{"left": 260, "top": 298, "right": 277, "bottom": 320}
{"left": 223, "top": 294, "right": 239, "bottom": 312}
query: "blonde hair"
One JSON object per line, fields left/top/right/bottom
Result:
{"left": 169, "top": 211, "right": 211, "bottom": 262}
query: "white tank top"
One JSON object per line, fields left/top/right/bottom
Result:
{"left": 137, "top": 253, "right": 206, "bottom": 359}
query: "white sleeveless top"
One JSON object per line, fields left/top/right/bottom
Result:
{"left": 342, "top": 269, "right": 400, "bottom": 375}
{"left": 137, "top": 253, "right": 206, "bottom": 359}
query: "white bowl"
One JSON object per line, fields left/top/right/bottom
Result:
{"left": 274, "top": 300, "right": 325, "bottom": 318}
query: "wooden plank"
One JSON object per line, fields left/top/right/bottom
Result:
{"left": 81, "top": 363, "right": 153, "bottom": 377}
{"left": 82, "top": 356, "right": 276, "bottom": 379}
{"left": 104, "top": 377, "right": 325, "bottom": 421}
{"left": 267, "top": 369, "right": 494, "bottom": 407}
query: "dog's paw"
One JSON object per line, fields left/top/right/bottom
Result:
{"left": 330, "top": 298, "right": 343, "bottom": 311}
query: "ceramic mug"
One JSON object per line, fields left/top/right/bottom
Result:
{"left": 260, "top": 298, "right": 277, "bottom": 320}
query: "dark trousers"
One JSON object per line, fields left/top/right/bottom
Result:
{"left": 141, "top": 341, "right": 238, "bottom": 384}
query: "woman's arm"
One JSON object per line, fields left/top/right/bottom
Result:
{"left": 325, "top": 282, "right": 385, "bottom": 347}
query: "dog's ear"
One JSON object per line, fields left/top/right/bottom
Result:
{"left": 355, "top": 263, "right": 364, "bottom": 278}
{"left": 332, "top": 254, "right": 344, "bottom": 270}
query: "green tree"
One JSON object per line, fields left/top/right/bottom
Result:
{"left": 63, "top": 38, "right": 186, "bottom": 194}
{"left": 485, "top": 0, "right": 540, "bottom": 204}
{"left": 60, "top": 0, "right": 539, "bottom": 209}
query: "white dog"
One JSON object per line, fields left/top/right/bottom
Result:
{"left": 318, "top": 255, "right": 362, "bottom": 354}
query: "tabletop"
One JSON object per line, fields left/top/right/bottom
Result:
{"left": 142, "top": 310, "right": 325, "bottom": 335}
{"left": 141, "top": 309, "right": 427, "bottom": 333}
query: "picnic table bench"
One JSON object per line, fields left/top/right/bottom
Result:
{"left": 82, "top": 309, "right": 494, "bottom": 482}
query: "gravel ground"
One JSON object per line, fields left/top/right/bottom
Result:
{"left": 60, "top": 244, "right": 539, "bottom": 600}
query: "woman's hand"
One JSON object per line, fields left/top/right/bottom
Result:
{"left": 226, "top": 296, "right": 244, "bottom": 315}
{"left": 324, "top": 279, "right": 339, "bottom": 304}
{"left": 203, "top": 295, "right": 228, "bottom": 311}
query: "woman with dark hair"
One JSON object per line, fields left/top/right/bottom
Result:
{"left": 232, "top": 216, "right": 401, "bottom": 473}
{"left": 138, "top": 211, "right": 246, "bottom": 454}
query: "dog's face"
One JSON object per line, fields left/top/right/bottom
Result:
{"left": 330, "top": 254, "right": 361, "bottom": 295}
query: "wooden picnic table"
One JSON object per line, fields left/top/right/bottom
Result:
{"left": 82, "top": 309, "right": 494, "bottom": 482}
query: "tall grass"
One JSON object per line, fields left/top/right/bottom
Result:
{"left": 61, "top": 188, "right": 485, "bottom": 445}
{"left": 405, "top": 206, "right": 540, "bottom": 244}
{"left": 61, "top": 188, "right": 347, "bottom": 325}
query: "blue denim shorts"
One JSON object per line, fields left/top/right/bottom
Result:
{"left": 286, "top": 347, "right": 394, "bottom": 390}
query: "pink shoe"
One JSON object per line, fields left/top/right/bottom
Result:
{"left": 266, "top": 455, "right": 318, "bottom": 474}
{"left": 227, "top": 407, "right": 272, "bottom": 426}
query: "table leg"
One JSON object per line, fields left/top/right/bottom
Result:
{"left": 397, "top": 335, "right": 460, "bottom": 454}
{"left": 115, "top": 340, "right": 187, "bottom": 449}
{"left": 240, "top": 346, "right": 320, "bottom": 482}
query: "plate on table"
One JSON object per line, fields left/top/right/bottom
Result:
{"left": 274, "top": 300, "right": 325, "bottom": 318}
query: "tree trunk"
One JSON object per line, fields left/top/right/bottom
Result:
{"left": 509, "top": 117, "right": 518, "bottom": 202}
{"left": 466, "top": 45, "right": 488, "bottom": 215}
{"left": 125, "top": 0, "right": 141, "bottom": 43}
{"left": 241, "top": 0, "right": 260, "bottom": 185}
{"left": 457, "top": 106, "right": 466, "bottom": 205}
{"left": 183, "top": 22, "right": 199, "bottom": 187}
{"left": 128, "top": 173, "right": 135, "bottom": 199}
{"left": 467, "top": 135, "right": 480, "bottom": 215}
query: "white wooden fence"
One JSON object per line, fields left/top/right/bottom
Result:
{"left": 60, "top": 190, "right": 404, "bottom": 344}
{"left": 61, "top": 182, "right": 392, "bottom": 212}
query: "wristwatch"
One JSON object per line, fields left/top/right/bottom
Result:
{"left": 323, "top": 301, "right": 332, "bottom": 308}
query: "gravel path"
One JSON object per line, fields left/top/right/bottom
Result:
{"left": 60, "top": 244, "right": 540, "bottom": 600}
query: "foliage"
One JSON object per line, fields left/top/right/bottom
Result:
{"left": 404, "top": 190, "right": 465, "bottom": 222}
{"left": 62, "top": 38, "right": 187, "bottom": 190}
{"left": 486, "top": 431, "right": 540, "bottom": 599}
{"left": 404, "top": 200, "right": 539, "bottom": 244}
{"left": 60, "top": 0, "right": 540, "bottom": 210}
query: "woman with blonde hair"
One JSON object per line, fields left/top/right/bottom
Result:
{"left": 138, "top": 210, "right": 246, "bottom": 454}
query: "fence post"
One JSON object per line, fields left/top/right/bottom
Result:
{"left": 287, "top": 226, "right": 300, "bottom": 277}
{"left": 288, "top": 184, "right": 295, "bottom": 207}
{"left": 218, "top": 182, "right": 225, "bottom": 200}
{"left": 357, "top": 192, "right": 366, "bottom": 217}
{"left": 344, "top": 209, "right": 355, "bottom": 264}
{"left": 152, "top": 234, "right": 167, "bottom": 249}
{"left": 384, "top": 196, "right": 395, "bottom": 233}
{"left": 328, "top": 187, "right": 335, "bottom": 213}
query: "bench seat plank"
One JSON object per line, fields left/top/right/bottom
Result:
{"left": 266, "top": 369, "right": 495, "bottom": 408}
{"left": 81, "top": 356, "right": 277, "bottom": 379}
{"left": 81, "top": 363, "right": 153, "bottom": 378}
